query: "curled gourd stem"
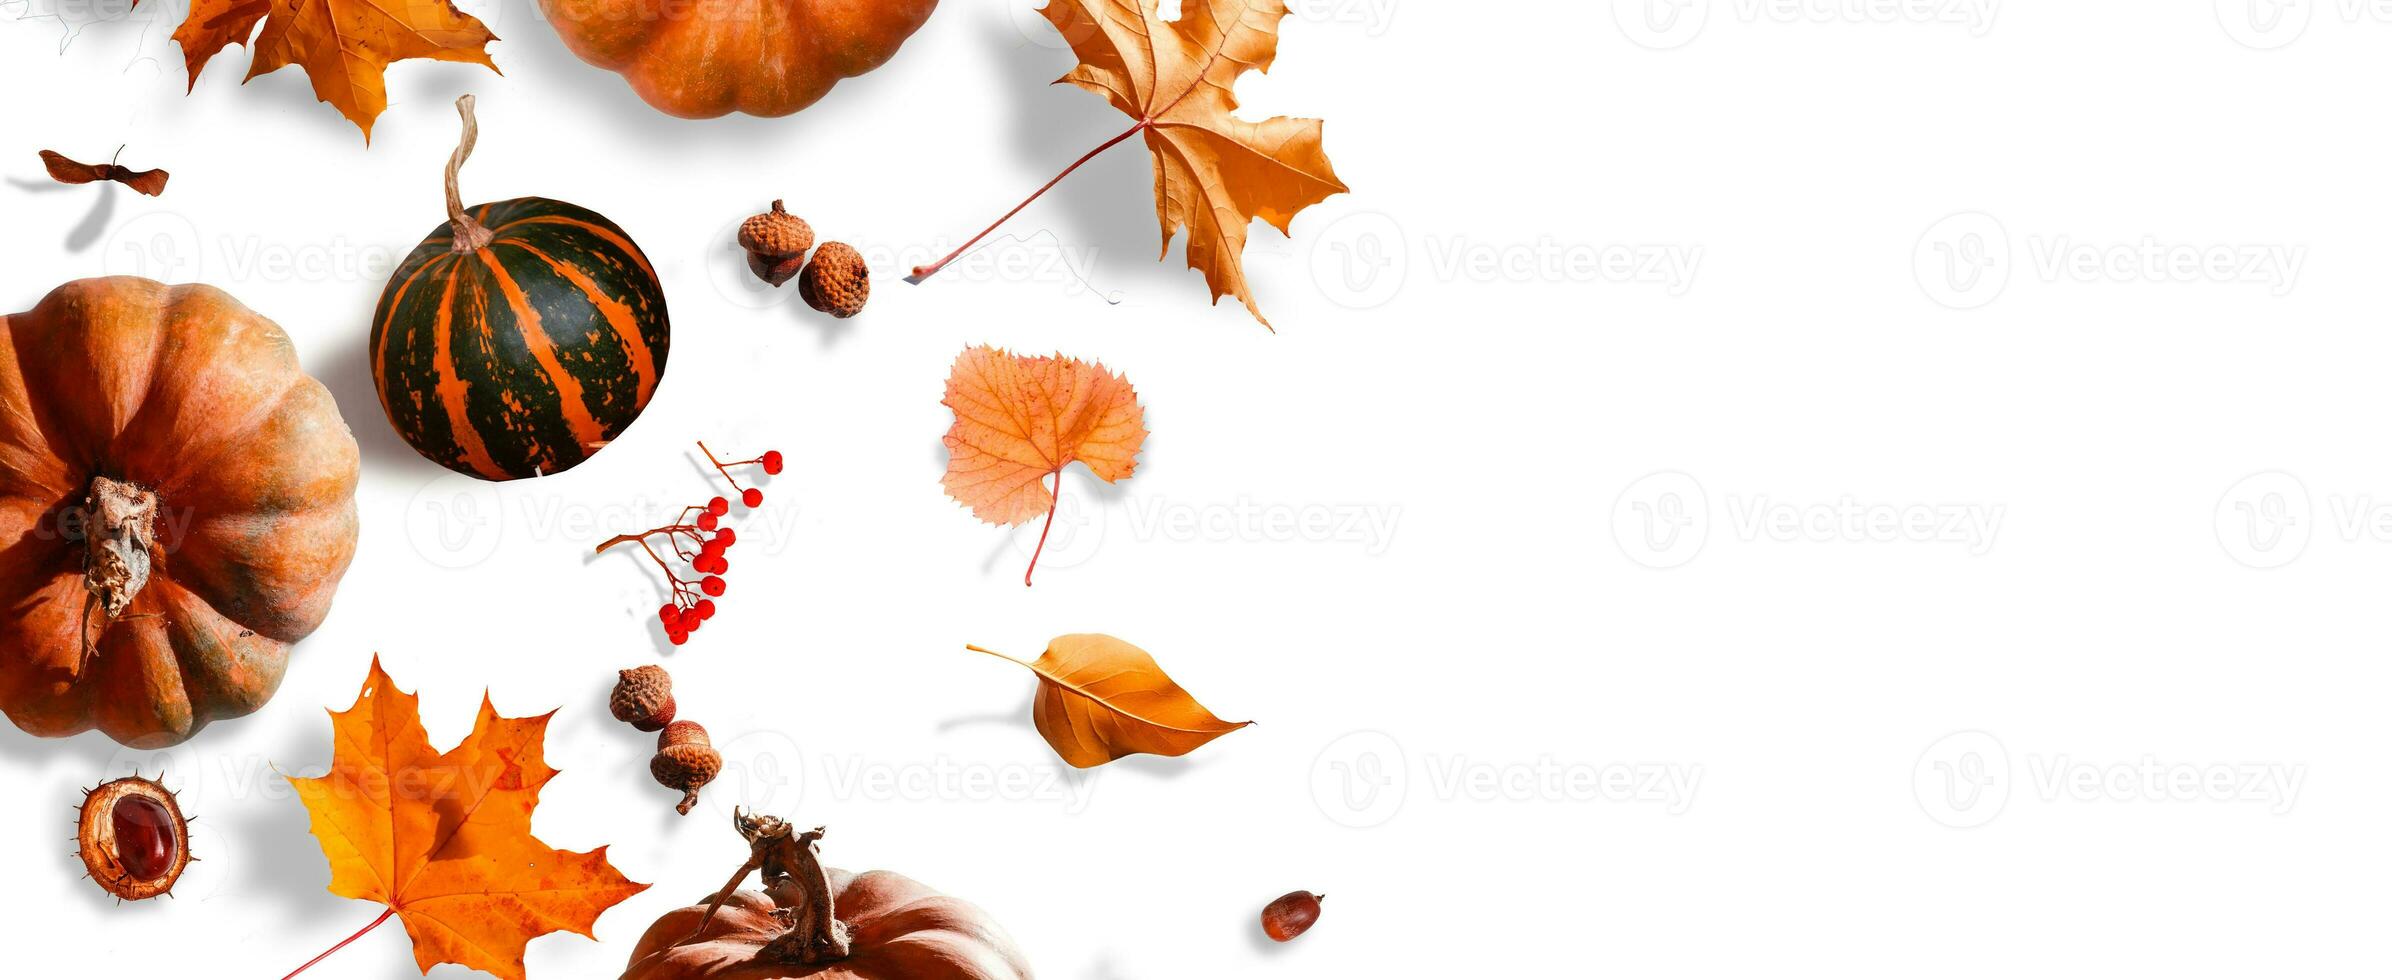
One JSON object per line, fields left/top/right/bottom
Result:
{"left": 445, "top": 95, "right": 494, "bottom": 254}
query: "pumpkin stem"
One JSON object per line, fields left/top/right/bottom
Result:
{"left": 74, "top": 476, "right": 159, "bottom": 669}
{"left": 445, "top": 95, "right": 495, "bottom": 254}
{"left": 761, "top": 825, "right": 852, "bottom": 965}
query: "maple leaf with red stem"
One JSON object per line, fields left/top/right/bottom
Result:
{"left": 907, "top": 0, "right": 1348, "bottom": 328}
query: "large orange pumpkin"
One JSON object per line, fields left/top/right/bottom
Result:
{"left": 622, "top": 873, "right": 1034, "bottom": 979}
{"left": 538, "top": 0, "right": 940, "bottom": 118}
{"left": 0, "top": 277, "right": 359, "bottom": 747}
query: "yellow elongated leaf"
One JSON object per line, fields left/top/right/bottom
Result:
{"left": 968, "top": 634, "right": 1251, "bottom": 768}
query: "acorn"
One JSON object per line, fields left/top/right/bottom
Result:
{"left": 739, "top": 200, "right": 814, "bottom": 287}
{"left": 609, "top": 665, "right": 676, "bottom": 732}
{"left": 77, "top": 775, "right": 193, "bottom": 901}
{"left": 1260, "top": 891, "right": 1324, "bottom": 942}
{"left": 651, "top": 720, "right": 721, "bottom": 815}
{"left": 798, "top": 242, "right": 869, "bottom": 318}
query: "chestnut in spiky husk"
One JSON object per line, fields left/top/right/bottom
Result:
{"left": 76, "top": 775, "right": 192, "bottom": 901}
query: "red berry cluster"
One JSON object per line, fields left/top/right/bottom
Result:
{"left": 597, "top": 443, "right": 785, "bottom": 646}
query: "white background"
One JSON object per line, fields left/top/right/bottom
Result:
{"left": 2, "top": 0, "right": 2386, "bottom": 976}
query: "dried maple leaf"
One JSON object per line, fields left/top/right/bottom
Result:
{"left": 941, "top": 345, "right": 1146, "bottom": 585}
{"left": 148, "top": 0, "right": 498, "bottom": 140}
{"left": 281, "top": 656, "right": 646, "bottom": 980}
{"left": 967, "top": 634, "right": 1252, "bottom": 768}
{"left": 908, "top": 0, "right": 1348, "bottom": 328}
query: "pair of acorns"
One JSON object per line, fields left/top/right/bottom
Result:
{"left": 610, "top": 665, "right": 718, "bottom": 815}
{"left": 738, "top": 200, "right": 869, "bottom": 318}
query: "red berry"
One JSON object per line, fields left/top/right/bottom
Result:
{"left": 695, "top": 555, "right": 721, "bottom": 575}
{"left": 761, "top": 450, "right": 784, "bottom": 475}
{"left": 684, "top": 616, "right": 702, "bottom": 634}
{"left": 657, "top": 604, "right": 677, "bottom": 623}
{"left": 742, "top": 488, "right": 763, "bottom": 508}
{"left": 697, "top": 512, "right": 719, "bottom": 531}
{"left": 713, "top": 558, "right": 730, "bottom": 575}
{"left": 702, "top": 576, "right": 726, "bottom": 597}
{"left": 707, "top": 496, "right": 729, "bottom": 516}
{"left": 695, "top": 599, "right": 716, "bottom": 620}
{"left": 714, "top": 528, "right": 736, "bottom": 546}
{"left": 668, "top": 630, "right": 689, "bottom": 646}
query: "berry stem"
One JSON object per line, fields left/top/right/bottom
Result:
{"left": 906, "top": 119, "right": 1151, "bottom": 285}
{"left": 1024, "top": 468, "right": 1064, "bottom": 588}
{"left": 279, "top": 907, "right": 395, "bottom": 979}
{"left": 697, "top": 441, "right": 750, "bottom": 496}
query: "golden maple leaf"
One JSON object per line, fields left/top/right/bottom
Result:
{"left": 911, "top": 0, "right": 1349, "bottom": 328}
{"left": 940, "top": 345, "right": 1147, "bottom": 585}
{"left": 156, "top": 0, "right": 499, "bottom": 140}
{"left": 283, "top": 656, "right": 646, "bottom": 980}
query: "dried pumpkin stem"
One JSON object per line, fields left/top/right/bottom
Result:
{"left": 445, "top": 95, "right": 494, "bottom": 254}
{"left": 906, "top": 118, "right": 1150, "bottom": 285}
{"left": 75, "top": 476, "right": 159, "bottom": 669}
{"left": 762, "top": 826, "right": 851, "bottom": 965}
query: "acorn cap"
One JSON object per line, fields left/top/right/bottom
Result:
{"left": 610, "top": 665, "right": 675, "bottom": 732}
{"left": 799, "top": 242, "right": 869, "bottom": 318}
{"left": 738, "top": 200, "right": 815, "bottom": 259}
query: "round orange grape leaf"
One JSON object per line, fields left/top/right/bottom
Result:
{"left": 940, "top": 345, "right": 1146, "bottom": 585}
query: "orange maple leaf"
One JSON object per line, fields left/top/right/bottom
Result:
{"left": 153, "top": 0, "right": 499, "bottom": 140}
{"left": 909, "top": 0, "right": 1349, "bottom": 328}
{"left": 941, "top": 345, "right": 1146, "bottom": 585}
{"left": 282, "top": 656, "right": 646, "bottom": 980}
